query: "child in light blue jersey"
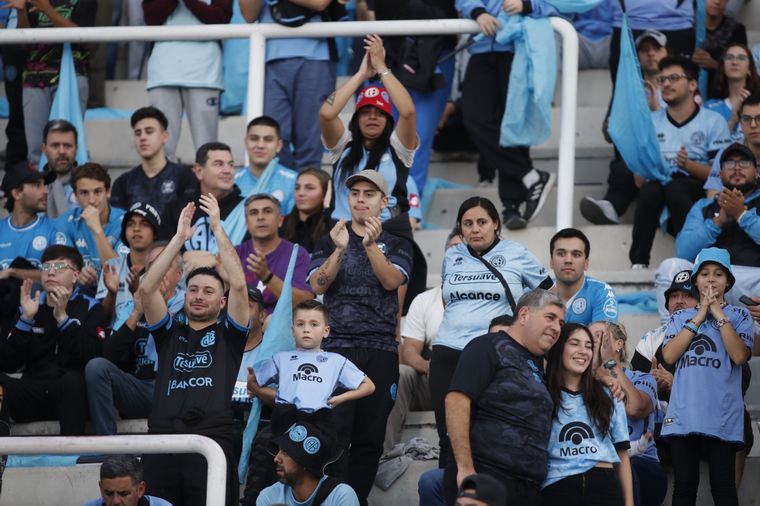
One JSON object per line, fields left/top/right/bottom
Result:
{"left": 662, "top": 247, "right": 753, "bottom": 506}
{"left": 542, "top": 323, "right": 633, "bottom": 506}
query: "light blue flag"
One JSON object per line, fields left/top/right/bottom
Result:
{"left": 608, "top": 14, "right": 670, "bottom": 184}
{"left": 238, "top": 244, "right": 298, "bottom": 481}
{"left": 695, "top": 0, "right": 708, "bottom": 98}
{"left": 220, "top": 1, "right": 249, "bottom": 116}
{"left": 39, "top": 43, "right": 88, "bottom": 169}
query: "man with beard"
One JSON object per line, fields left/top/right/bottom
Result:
{"left": 40, "top": 120, "right": 81, "bottom": 218}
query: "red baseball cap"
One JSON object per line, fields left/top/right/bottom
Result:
{"left": 356, "top": 86, "right": 393, "bottom": 116}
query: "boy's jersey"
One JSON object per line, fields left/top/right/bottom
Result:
{"left": 233, "top": 344, "right": 263, "bottom": 407}
{"left": 625, "top": 369, "right": 659, "bottom": 462}
{"left": 256, "top": 349, "right": 365, "bottom": 413}
{"left": 55, "top": 206, "right": 126, "bottom": 272}
{"left": 0, "top": 215, "right": 59, "bottom": 269}
{"left": 235, "top": 163, "right": 298, "bottom": 215}
{"left": 561, "top": 275, "right": 618, "bottom": 325}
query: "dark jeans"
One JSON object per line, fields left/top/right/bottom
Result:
{"left": 669, "top": 435, "right": 738, "bottom": 506}
{"left": 443, "top": 462, "right": 541, "bottom": 506}
{"left": 461, "top": 51, "right": 532, "bottom": 209}
{"left": 1, "top": 44, "right": 27, "bottom": 166}
{"left": 143, "top": 451, "right": 239, "bottom": 506}
{"left": 604, "top": 150, "right": 638, "bottom": 216}
{"left": 541, "top": 467, "right": 623, "bottom": 506}
{"left": 629, "top": 176, "right": 704, "bottom": 265}
{"left": 630, "top": 456, "right": 667, "bottom": 506}
{"left": 428, "top": 345, "right": 462, "bottom": 468}
{"left": 329, "top": 347, "right": 399, "bottom": 506}
{"left": 0, "top": 370, "right": 89, "bottom": 435}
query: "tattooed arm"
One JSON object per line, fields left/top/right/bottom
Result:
{"left": 309, "top": 221, "right": 348, "bottom": 294}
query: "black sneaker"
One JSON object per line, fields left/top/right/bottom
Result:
{"left": 522, "top": 170, "right": 556, "bottom": 222}
{"left": 580, "top": 196, "right": 620, "bottom": 225}
{"left": 503, "top": 207, "right": 527, "bottom": 230}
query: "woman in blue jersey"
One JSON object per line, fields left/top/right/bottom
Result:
{"left": 705, "top": 43, "right": 760, "bottom": 141}
{"left": 592, "top": 321, "right": 667, "bottom": 506}
{"left": 662, "top": 247, "right": 753, "bottom": 506}
{"left": 542, "top": 323, "right": 633, "bottom": 506}
{"left": 429, "top": 196, "right": 551, "bottom": 466}
{"left": 319, "top": 34, "right": 418, "bottom": 224}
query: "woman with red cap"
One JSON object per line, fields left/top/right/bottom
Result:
{"left": 319, "top": 34, "right": 419, "bottom": 224}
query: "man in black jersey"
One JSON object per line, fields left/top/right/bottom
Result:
{"left": 139, "top": 193, "right": 250, "bottom": 506}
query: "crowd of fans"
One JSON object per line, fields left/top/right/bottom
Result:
{"left": 0, "top": 0, "right": 759, "bottom": 506}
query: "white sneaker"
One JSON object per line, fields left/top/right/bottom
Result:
{"left": 580, "top": 196, "right": 620, "bottom": 225}
{"left": 631, "top": 264, "right": 649, "bottom": 270}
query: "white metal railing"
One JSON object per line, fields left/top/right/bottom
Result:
{"left": 0, "top": 434, "right": 227, "bottom": 505}
{"left": 0, "top": 19, "right": 578, "bottom": 228}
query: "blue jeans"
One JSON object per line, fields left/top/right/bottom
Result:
{"left": 419, "top": 468, "right": 445, "bottom": 506}
{"left": 84, "top": 357, "right": 154, "bottom": 435}
{"left": 264, "top": 58, "right": 336, "bottom": 170}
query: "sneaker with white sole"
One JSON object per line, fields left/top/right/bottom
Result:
{"left": 503, "top": 207, "right": 527, "bottom": 230}
{"left": 522, "top": 170, "right": 556, "bottom": 222}
{"left": 580, "top": 196, "right": 620, "bottom": 225}
{"left": 631, "top": 264, "right": 649, "bottom": 270}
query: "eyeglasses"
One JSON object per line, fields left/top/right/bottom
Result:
{"left": 740, "top": 115, "right": 760, "bottom": 126}
{"left": 724, "top": 54, "right": 749, "bottom": 63}
{"left": 40, "top": 261, "right": 76, "bottom": 273}
{"left": 721, "top": 159, "right": 755, "bottom": 170}
{"left": 656, "top": 73, "right": 688, "bottom": 85}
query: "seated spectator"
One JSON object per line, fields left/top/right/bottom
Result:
{"left": 98, "top": 202, "right": 161, "bottom": 327}
{"left": 56, "top": 163, "right": 126, "bottom": 294}
{"left": 280, "top": 168, "right": 333, "bottom": 253}
{"left": 0, "top": 245, "right": 106, "bottom": 436}
{"left": 572, "top": 0, "right": 614, "bottom": 70}
{"left": 110, "top": 106, "right": 197, "bottom": 215}
{"left": 139, "top": 195, "right": 249, "bottom": 506}
{"left": 705, "top": 44, "right": 760, "bottom": 142}
{"left": 695, "top": 0, "right": 748, "bottom": 98}
{"left": 82, "top": 455, "right": 173, "bottom": 506}
{"left": 85, "top": 241, "right": 184, "bottom": 435}
{"left": 235, "top": 194, "right": 314, "bottom": 315}
{"left": 628, "top": 56, "right": 730, "bottom": 268}
{"left": 3, "top": 0, "right": 95, "bottom": 168}
{"left": 243, "top": 299, "right": 374, "bottom": 504}
{"left": 235, "top": 116, "right": 298, "bottom": 213}
{"left": 308, "top": 170, "right": 412, "bottom": 503}
{"left": 456, "top": 474, "right": 506, "bottom": 506}
{"left": 548, "top": 228, "right": 618, "bottom": 324}
{"left": 143, "top": 0, "right": 231, "bottom": 160}
{"left": 384, "top": 230, "right": 462, "bottom": 452}
{"left": 239, "top": 0, "right": 336, "bottom": 171}
{"left": 581, "top": 30, "right": 670, "bottom": 225}
{"left": 160, "top": 142, "right": 246, "bottom": 251}
{"left": 257, "top": 421, "right": 360, "bottom": 506}
{"left": 41, "top": 120, "right": 80, "bottom": 219}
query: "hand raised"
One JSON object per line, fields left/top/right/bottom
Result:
{"left": 363, "top": 34, "right": 387, "bottom": 72}
{"left": 176, "top": 202, "right": 197, "bottom": 242}
{"left": 199, "top": 193, "right": 222, "bottom": 230}
{"left": 20, "top": 279, "right": 40, "bottom": 320}
{"left": 103, "top": 262, "right": 119, "bottom": 294}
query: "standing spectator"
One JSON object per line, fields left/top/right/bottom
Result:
{"left": 239, "top": 0, "right": 336, "bottom": 170}
{"left": 235, "top": 116, "right": 298, "bottom": 213}
{"left": 280, "top": 168, "right": 333, "bottom": 253}
{"left": 705, "top": 44, "right": 760, "bottom": 141}
{"left": 629, "top": 56, "right": 731, "bottom": 268}
{"left": 143, "top": 0, "right": 231, "bottom": 161}
{"left": 82, "top": 455, "right": 173, "bottom": 506}
{"left": 571, "top": 0, "right": 614, "bottom": 70}
{"left": 110, "top": 107, "right": 197, "bottom": 215}
{"left": 2, "top": 0, "right": 96, "bottom": 168}
{"left": 0, "top": 245, "right": 106, "bottom": 436}
{"left": 56, "top": 163, "right": 126, "bottom": 293}
{"left": 431, "top": 196, "right": 551, "bottom": 465}
{"left": 308, "top": 170, "right": 413, "bottom": 504}
{"left": 444, "top": 289, "right": 565, "bottom": 504}
{"left": 541, "top": 323, "right": 633, "bottom": 506}
{"left": 695, "top": 0, "right": 748, "bottom": 99}
{"left": 661, "top": 247, "right": 752, "bottom": 506}
{"left": 41, "top": 119, "right": 80, "bottom": 218}
{"left": 548, "top": 228, "right": 618, "bottom": 325}
{"left": 454, "top": 0, "right": 557, "bottom": 229}
{"left": 234, "top": 193, "right": 314, "bottom": 315}
{"left": 139, "top": 195, "right": 249, "bottom": 506}
{"left": 106, "top": 0, "right": 148, "bottom": 80}
{"left": 319, "top": 35, "right": 418, "bottom": 224}
{"left": 0, "top": 8, "right": 28, "bottom": 168}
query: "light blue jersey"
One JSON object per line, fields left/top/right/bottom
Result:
{"left": 704, "top": 98, "right": 744, "bottom": 144}
{"left": 256, "top": 349, "right": 366, "bottom": 413}
{"left": 652, "top": 107, "right": 731, "bottom": 177}
{"left": 611, "top": 0, "right": 693, "bottom": 31}
{"left": 543, "top": 390, "right": 630, "bottom": 489}
{"left": 662, "top": 305, "right": 753, "bottom": 445}
{"left": 256, "top": 477, "right": 359, "bottom": 506}
{"left": 435, "top": 240, "right": 550, "bottom": 351}
{"left": 55, "top": 206, "right": 126, "bottom": 272}
{"left": 235, "top": 164, "right": 298, "bottom": 214}
{"left": 259, "top": 2, "right": 330, "bottom": 62}
{"left": 96, "top": 253, "right": 139, "bottom": 327}
{"left": 625, "top": 369, "right": 659, "bottom": 462}
{"left": 561, "top": 276, "right": 618, "bottom": 325}
{"left": 0, "top": 215, "right": 59, "bottom": 270}
{"left": 233, "top": 343, "right": 262, "bottom": 407}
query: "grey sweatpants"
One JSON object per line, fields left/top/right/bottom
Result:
{"left": 23, "top": 74, "right": 89, "bottom": 167}
{"left": 148, "top": 86, "right": 220, "bottom": 162}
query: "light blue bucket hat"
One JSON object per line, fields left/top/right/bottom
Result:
{"left": 690, "top": 247, "right": 735, "bottom": 291}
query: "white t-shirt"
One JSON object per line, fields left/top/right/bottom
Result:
{"left": 401, "top": 285, "right": 443, "bottom": 349}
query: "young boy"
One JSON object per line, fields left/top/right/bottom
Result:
{"left": 241, "top": 299, "right": 374, "bottom": 503}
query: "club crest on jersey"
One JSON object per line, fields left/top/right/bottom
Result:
{"left": 690, "top": 131, "right": 706, "bottom": 146}
{"left": 32, "top": 235, "right": 48, "bottom": 251}
{"left": 490, "top": 255, "right": 506, "bottom": 268}
{"left": 201, "top": 330, "right": 216, "bottom": 347}
{"left": 55, "top": 232, "right": 67, "bottom": 245}
{"left": 603, "top": 298, "right": 618, "bottom": 318}
{"left": 161, "top": 180, "right": 176, "bottom": 194}
{"left": 572, "top": 297, "right": 587, "bottom": 315}
{"left": 316, "top": 354, "right": 328, "bottom": 363}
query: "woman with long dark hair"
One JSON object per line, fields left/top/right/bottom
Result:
{"left": 706, "top": 43, "right": 760, "bottom": 140}
{"left": 279, "top": 168, "right": 332, "bottom": 252}
{"left": 542, "top": 323, "right": 633, "bottom": 506}
{"left": 429, "top": 196, "right": 551, "bottom": 466}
